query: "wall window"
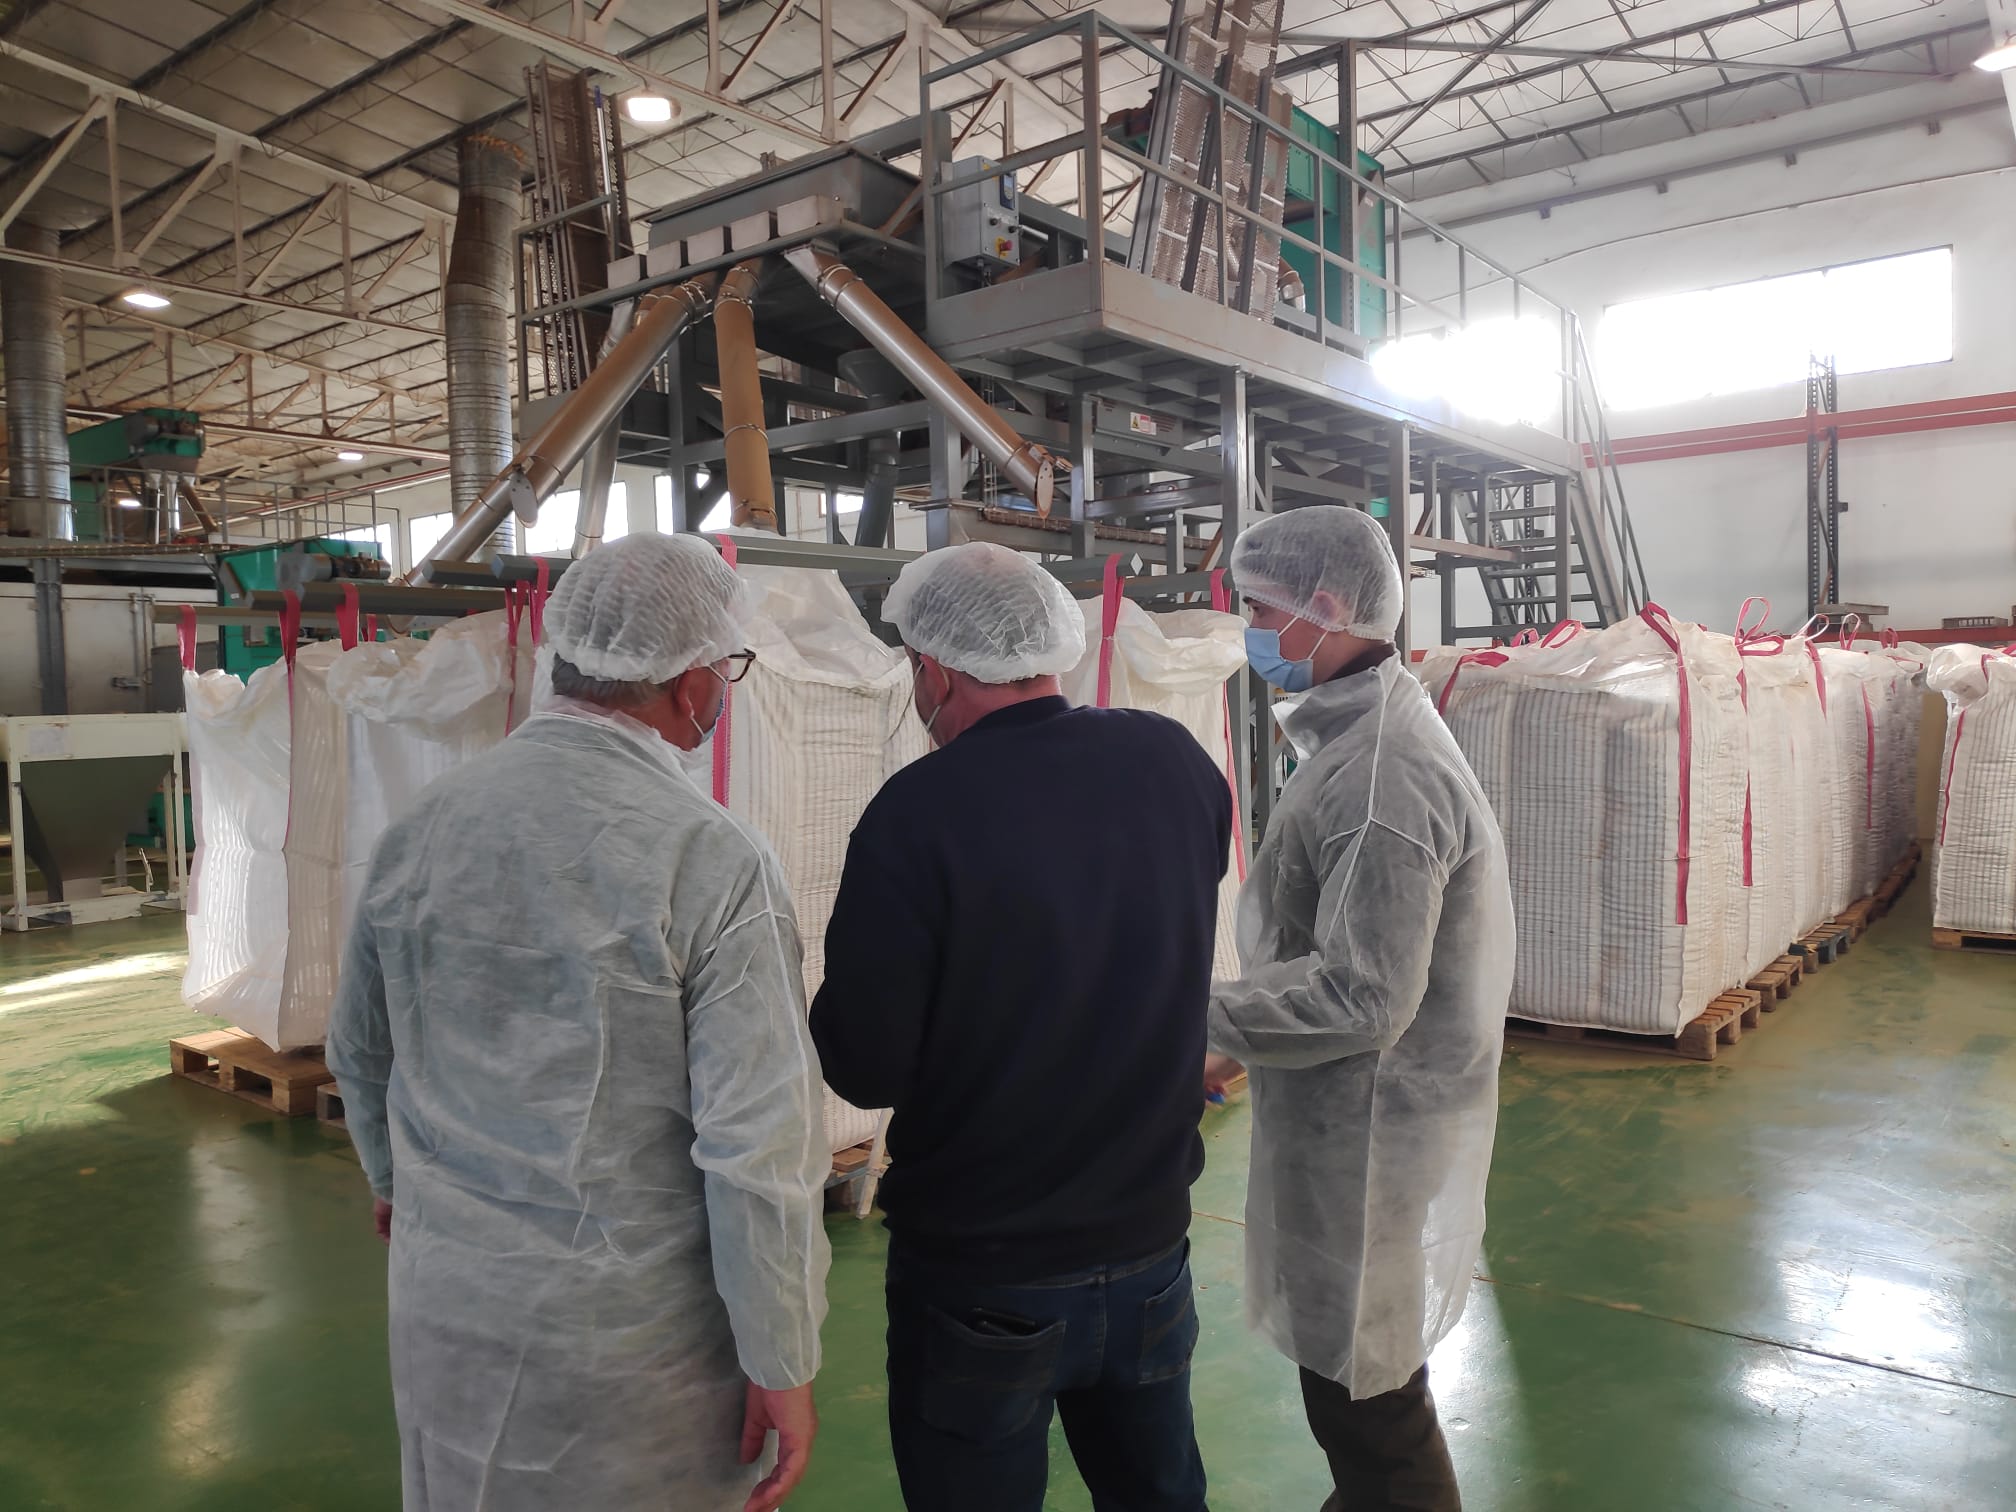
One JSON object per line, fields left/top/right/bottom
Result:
{"left": 1594, "top": 247, "right": 1953, "bottom": 411}
{"left": 655, "top": 472, "right": 728, "bottom": 532}
{"left": 525, "top": 483, "right": 628, "bottom": 555}
{"left": 407, "top": 511, "right": 452, "bottom": 569}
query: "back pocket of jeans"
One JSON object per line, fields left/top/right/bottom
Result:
{"left": 919, "top": 1305, "right": 1066, "bottom": 1444}
{"left": 1137, "top": 1260, "right": 1200, "bottom": 1385}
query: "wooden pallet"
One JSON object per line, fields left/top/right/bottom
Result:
{"left": 168, "top": 1028, "right": 332, "bottom": 1117}
{"left": 1746, "top": 953, "right": 1805, "bottom": 1007}
{"left": 1506, "top": 989, "right": 1764, "bottom": 1063}
{"left": 1794, "top": 922, "right": 1852, "bottom": 965}
{"left": 316, "top": 1083, "right": 347, "bottom": 1129}
{"left": 1931, "top": 927, "right": 2016, "bottom": 955}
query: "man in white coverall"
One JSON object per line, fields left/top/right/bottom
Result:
{"left": 328, "top": 532, "right": 832, "bottom": 1512}
{"left": 1205, "top": 505, "right": 1514, "bottom": 1512}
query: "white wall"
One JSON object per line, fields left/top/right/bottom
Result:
{"left": 1405, "top": 110, "right": 2016, "bottom": 638}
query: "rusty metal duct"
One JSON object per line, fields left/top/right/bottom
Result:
{"left": 446, "top": 135, "right": 523, "bottom": 556}
{"left": 713, "top": 259, "right": 778, "bottom": 533}
{"left": 409, "top": 279, "right": 715, "bottom": 582}
{"left": 784, "top": 246, "right": 1059, "bottom": 516}
{"left": 2, "top": 222, "right": 73, "bottom": 539}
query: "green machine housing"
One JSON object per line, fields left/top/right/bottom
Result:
{"left": 66, "top": 408, "right": 205, "bottom": 541}
{"left": 1278, "top": 112, "right": 1387, "bottom": 344}
{"left": 213, "top": 540, "right": 387, "bottom": 676}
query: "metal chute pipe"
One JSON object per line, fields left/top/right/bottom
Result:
{"left": 2, "top": 221, "right": 72, "bottom": 539}
{"left": 446, "top": 135, "right": 523, "bottom": 556}
{"left": 409, "top": 278, "right": 714, "bottom": 583}
{"left": 571, "top": 299, "right": 637, "bottom": 558}
{"left": 713, "top": 258, "right": 779, "bottom": 533}
{"left": 783, "top": 245, "right": 1059, "bottom": 517}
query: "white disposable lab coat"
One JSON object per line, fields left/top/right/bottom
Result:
{"left": 328, "top": 708, "right": 831, "bottom": 1511}
{"left": 1210, "top": 654, "right": 1513, "bottom": 1397}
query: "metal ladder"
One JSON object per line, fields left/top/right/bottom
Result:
{"left": 1445, "top": 328, "right": 1649, "bottom": 642}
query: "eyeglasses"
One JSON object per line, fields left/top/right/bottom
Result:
{"left": 718, "top": 650, "right": 757, "bottom": 685}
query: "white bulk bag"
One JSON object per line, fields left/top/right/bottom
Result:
{"left": 1426, "top": 611, "right": 1749, "bottom": 1035}
{"left": 1813, "top": 647, "right": 1891, "bottom": 907}
{"left": 710, "top": 559, "right": 930, "bottom": 1153}
{"left": 1870, "top": 641, "right": 1930, "bottom": 873}
{"left": 1738, "top": 639, "right": 1835, "bottom": 960}
{"left": 1060, "top": 595, "right": 1248, "bottom": 979}
{"left": 1927, "top": 645, "right": 2016, "bottom": 934}
{"left": 327, "top": 611, "right": 528, "bottom": 935}
{"left": 182, "top": 661, "right": 297, "bottom": 1045}
{"left": 271, "top": 640, "right": 349, "bottom": 1049}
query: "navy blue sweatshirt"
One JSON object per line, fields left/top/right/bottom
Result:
{"left": 809, "top": 695, "right": 1233, "bottom": 1278}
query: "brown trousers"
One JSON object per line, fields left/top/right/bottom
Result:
{"left": 1298, "top": 1363, "right": 1462, "bottom": 1512}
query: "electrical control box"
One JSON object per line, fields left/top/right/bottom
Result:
{"left": 941, "top": 157, "right": 1020, "bottom": 272}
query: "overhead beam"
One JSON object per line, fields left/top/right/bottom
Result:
{"left": 1373, "top": 0, "right": 1559, "bottom": 154}
{"left": 0, "top": 38, "right": 446, "bottom": 224}
{"left": 882, "top": 0, "right": 1083, "bottom": 140}
{"left": 722, "top": 0, "right": 802, "bottom": 99}
{"left": 1364, "top": 36, "right": 1941, "bottom": 80}
{"left": 843, "top": 41, "right": 906, "bottom": 125}
{"left": 0, "top": 95, "right": 110, "bottom": 239}
{"left": 417, "top": 0, "right": 833, "bottom": 148}
{"left": 0, "top": 238, "right": 439, "bottom": 336}
{"left": 128, "top": 142, "right": 229, "bottom": 264}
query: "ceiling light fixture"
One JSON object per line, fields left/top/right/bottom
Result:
{"left": 120, "top": 288, "right": 171, "bottom": 310}
{"left": 336, "top": 450, "right": 365, "bottom": 462}
{"left": 116, "top": 495, "right": 142, "bottom": 509}
{"left": 1975, "top": 35, "right": 2016, "bottom": 71}
{"left": 625, "top": 93, "right": 675, "bottom": 125}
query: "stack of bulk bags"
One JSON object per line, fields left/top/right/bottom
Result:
{"left": 1734, "top": 617, "right": 1834, "bottom": 969}
{"left": 1928, "top": 644, "right": 2016, "bottom": 934}
{"left": 1424, "top": 608, "right": 1751, "bottom": 1035}
{"left": 708, "top": 551, "right": 931, "bottom": 1153}
{"left": 1812, "top": 642, "right": 1892, "bottom": 907}
{"left": 1057, "top": 562, "right": 1248, "bottom": 978}
{"left": 1870, "top": 635, "right": 1932, "bottom": 872}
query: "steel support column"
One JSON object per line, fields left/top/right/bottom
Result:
{"left": 32, "top": 558, "right": 67, "bottom": 714}
{"left": 1221, "top": 366, "right": 1259, "bottom": 850}
{"left": 1386, "top": 421, "right": 1412, "bottom": 654}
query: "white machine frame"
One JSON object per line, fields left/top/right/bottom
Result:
{"left": 1, "top": 713, "right": 189, "bottom": 931}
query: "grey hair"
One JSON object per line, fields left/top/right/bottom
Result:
{"left": 549, "top": 654, "right": 674, "bottom": 710}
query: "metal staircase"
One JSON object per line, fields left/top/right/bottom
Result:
{"left": 1444, "top": 326, "right": 1649, "bottom": 642}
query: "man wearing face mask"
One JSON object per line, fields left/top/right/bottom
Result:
{"left": 1204, "top": 506, "right": 1513, "bottom": 1512}
{"left": 810, "top": 542, "right": 1231, "bottom": 1512}
{"left": 328, "top": 532, "right": 832, "bottom": 1512}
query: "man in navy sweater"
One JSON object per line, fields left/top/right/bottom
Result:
{"left": 811, "top": 542, "right": 1232, "bottom": 1512}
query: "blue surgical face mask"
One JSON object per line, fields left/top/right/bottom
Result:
{"left": 1244, "top": 625, "right": 1326, "bottom": 693}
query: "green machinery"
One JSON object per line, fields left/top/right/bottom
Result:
{"left": 213, "top": 540, "right": 389, "bottom": 676}
{"left": 1108, "top": 103, "right": 1387, "bottom": 341}
{"left": 65, "top": 408, "right": 208, "bottom": 541}
{"left": 1278, "top": 112, "right": 1387, "bottom": 343}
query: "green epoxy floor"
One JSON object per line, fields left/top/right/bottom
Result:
{"left": 2, "top": 884, "right": 2012, "bottom": 1510}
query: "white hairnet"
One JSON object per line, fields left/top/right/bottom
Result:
{"left": 544, "top": 532, "right": 751, "bottom": 683}
{"left": 883, "top": 542, "right": 1087, "bottom": 683}
{"left": 1232, "top": 506, "right": 1404, "bottom": 640}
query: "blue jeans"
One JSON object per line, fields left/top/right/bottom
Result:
{"left": 884, "top": 1237, "right": 1208, "bottom": 1512}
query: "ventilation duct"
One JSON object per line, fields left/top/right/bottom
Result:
{"left": 446, "top": 135, "right": 522, "bottom": 557}
{"left": 2, "top": 222, "right": 73, "bottom": 540}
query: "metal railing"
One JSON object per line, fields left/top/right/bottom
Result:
{"left": 919, "top": 15, "right": 1596, "bottom": 431}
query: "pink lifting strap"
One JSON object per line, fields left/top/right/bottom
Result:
{"left": 1094, "top": 554, "right": 1125, "bottom": 708}
{"left": 1640, "top": 603, "right": 1693, "bottom": 926}
{"left": 1209, "top": 569, "right": 1247, "bottom": 883}
{"left": 1731, "top": 598, "right": 1786, "bottom": 889}
{"left": 503, "top": 583, "right": 526, "bottom": 734}
{"left": 278, "top": 590, "right": 302, "bottom": 848}
{"left": 337, "top": 582, "right": 362, "bottom": 651}
{"left": 529, "top": 557, "right": 551, "bottom": 644}
{"left": 711, "top": 535, "right": 739, "bottom": 806}
{"left": 1434, "top": 650, "right": 1507, "bottom": 717}
{"left": 178, "top": 606, "right": 198, "bottom": 671}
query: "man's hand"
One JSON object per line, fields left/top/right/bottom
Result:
{"left": 372, "top": 1198, "right": 393, "bottom": 1246}
{"left": 1204, "top": 1054, "right": 1245, "bottom": 1103}
{"left": 740, "top": 1380, "right": 816, "bottom": 1512}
